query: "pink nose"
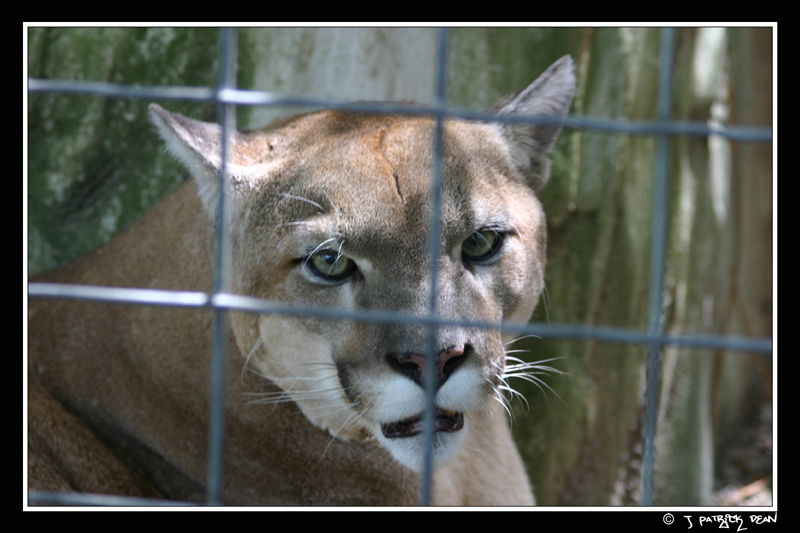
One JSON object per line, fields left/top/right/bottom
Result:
{"left": 387, "top": 345, "right": 467, "bottom": 389}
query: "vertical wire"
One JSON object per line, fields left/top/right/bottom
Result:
{"left": 207, "top": 27, "right": 237, "bottom": 506}
{"left": 419, "top": 27, "right": 450, "bottom": 506}
{"left": 641, "top": 26, "right": 676, "bottom": 506}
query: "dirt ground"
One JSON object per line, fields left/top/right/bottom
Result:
{"left": 712, "top": 402, "right": 773, "bottom": 506}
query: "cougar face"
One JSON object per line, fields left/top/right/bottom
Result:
{"left": 179, "top": 112, "right": 549, "bottom": 470}
{"left": 147, "top": 55, "right": 573, "bottom": 473}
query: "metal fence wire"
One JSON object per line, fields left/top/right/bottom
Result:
{"left": 26, "top": 27, "right": 773, "bottom": 507}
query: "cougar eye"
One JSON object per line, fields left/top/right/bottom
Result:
{"left": 307, "top": 250, "right": 356, "bottom": 281}
{"left": 462, "top": 230, "right": 504, "bottom": 261}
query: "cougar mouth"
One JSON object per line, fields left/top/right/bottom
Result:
{"left": 380, "top": 409, "right": 464, "bottom": 439}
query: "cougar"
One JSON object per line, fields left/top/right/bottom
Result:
{"left": 28, "top": 56, "right": 575, "bottom": 505}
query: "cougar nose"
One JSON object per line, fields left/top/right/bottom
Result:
{"left": 387, "top": 345, "right": 467, "bottom": 389}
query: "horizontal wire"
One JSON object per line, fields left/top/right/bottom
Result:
{"left": 28, "top": 283, "right": 772, "bottom": 354}
{"left": 28, "top": 78, "right": 772, "bottom": 142}
{"left": 27, "top": 491, "right": 196, "bottom": 506}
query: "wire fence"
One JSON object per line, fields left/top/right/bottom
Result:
{"left": 27, "top": 27, "right": 773, "bottom": 507}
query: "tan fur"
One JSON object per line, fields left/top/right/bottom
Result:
{"left": 28, "top": 57, "right": 575, "bottom": 505}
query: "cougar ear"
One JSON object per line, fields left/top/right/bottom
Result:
{"left": 490, "top": 55, "right": 576, "bottom": 191}
{"left": 149, "top": 103, "right": 233, "bottom": 222}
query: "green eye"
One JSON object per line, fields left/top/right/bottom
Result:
{"left": 308, "top": 250, "right": 355, "bottom": 281}
{"left": 462, "top": 230, "right": 503, "bottom": 261}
